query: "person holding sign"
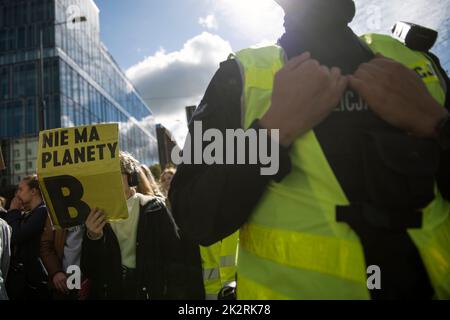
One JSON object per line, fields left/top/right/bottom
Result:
{"left": 81, "top": 152, "right": 204, "bottom": 300}
{"left": 37, "top": 124, "right": 128, "bottom": 230}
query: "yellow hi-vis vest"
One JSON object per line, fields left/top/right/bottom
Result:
{"left": 200, "top": 231, "right": 239, "bottom": 300}
{"left": 233, "top": 33, "right": 450, "bottom": 300}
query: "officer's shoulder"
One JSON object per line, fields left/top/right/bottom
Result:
{"left": 232, "top": 45, "right": 284, "bottom": 66}
{"left": 218, "top": 59, "right": 240, "bottom": 76}
{"left": 361, "top": 33, "right": 403, "bottom": 47}
{"left": 233, "top": 44, "right": 281, "bottom": 56}
{"left": 209, "top": 59, "right": 242, "bottom": 94}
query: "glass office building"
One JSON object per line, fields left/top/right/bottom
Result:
{"left": 0, "top": 0, "right": 158, "bottom": 187}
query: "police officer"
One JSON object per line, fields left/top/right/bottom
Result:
{"left": 200, "top": 231, "right": 238, "bottom": 300}
{"left": 170, "top": 0, "right": 450, "bottom": 299}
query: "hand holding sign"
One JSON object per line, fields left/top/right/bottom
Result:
{"left": 85, "top": 207, "right": 106, "bottom": 240}
{"left": 38, "top": 124, "right": 128, "bottom": 229}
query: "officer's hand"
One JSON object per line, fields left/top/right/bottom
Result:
{"left": 85, "top": 207, "right": 106, "bottom": 240}
{"left": 260, "top": 52, "right": 349, "bottom": 146}
{"left": 349, "top": 54, "right": 448, "bottom": 138}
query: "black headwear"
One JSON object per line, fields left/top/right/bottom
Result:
{"left": 277, "top": 0, "right": 372, "bottom": 74}
{"left": 276, "top": 0, "right": 356, "bottom": 27}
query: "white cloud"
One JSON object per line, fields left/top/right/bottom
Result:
{"left": 198, "top": 14, "right": 219, "bottom": 30}
{"left": 125, "top": 0, "right": 450, "bottom": 154}
{"left": 206, "top": 0, "right": 285, "bottom": 47}
{"left": 126, "top": 32, "right": 233, "bottom": 145}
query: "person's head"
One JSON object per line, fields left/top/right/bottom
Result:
{"left": 160, "top": 167, "right": 176, "bottom": 196}
{"left": 137, "top": 167, "right": 155, "bottom": 197}
{"left": 140, "top": 165, "right": 163, "bottom": 197}
{"left": 17, "top": 175, "right": 42, "bottom": 211}
{"left": 275, "top": 0, "right": 356, "bottom": 27}
{"left": 119, "top": 151, "right": 141, "bottom": 200}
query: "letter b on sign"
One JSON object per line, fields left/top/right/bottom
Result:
{"left": 43, "top": 175, "right": 90, "bottom": 228}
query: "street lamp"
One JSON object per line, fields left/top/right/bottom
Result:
{"left": 38, "top": 16, "right": 87, "bottom": 132}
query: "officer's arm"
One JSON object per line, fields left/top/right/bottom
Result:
{"left": 169, "top": 60, "right": 291, "bottom": 246}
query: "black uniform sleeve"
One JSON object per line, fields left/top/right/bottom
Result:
{"left": 169, "top": 60, "right": 291, "bottom": 246}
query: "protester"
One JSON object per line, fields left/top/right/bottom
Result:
{"left": 4, "top": 175, "right": 50, "bottom": 300}
{"left": 141, "top": 165, "right": 163, "bottom": 198}
{"left": 160, "top": 167, "right": 176, "bottom": 197}
{"left": 40, "top": 215, "right": 85, "bottom": 300}
{"left": 136, "top": 166, "right": 162, "bottom": 198}
{"left": 0, "top": 218, "right": 11, "bottom": 300}
{"left": 81, "top": 152, "right": 204, "bottom": 300}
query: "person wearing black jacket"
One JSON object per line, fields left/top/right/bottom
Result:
{"left": 81, "top": 152, "right": 204, "bottom": 300}
{"left": 169, "top": 0, "right": 450, "bottom": 299}
{"left": 4, "top": 175, "right": 49, "bottom": 300}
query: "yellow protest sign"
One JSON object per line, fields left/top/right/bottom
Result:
{"left": 37, "top": 123, "right": 128, "bottom": 229}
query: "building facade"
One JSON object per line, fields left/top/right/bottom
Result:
{"left": 0, "top": 0, "right": 158, "bottom": 188}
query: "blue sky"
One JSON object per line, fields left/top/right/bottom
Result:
{"left": 92, "top": 0, "right": 450, "bottom": 143}
{"left": 94, "top": 0, "right": 283, "bottom": 69}
{"left": 95, "top": 0, "right": 212, "bottom": 69}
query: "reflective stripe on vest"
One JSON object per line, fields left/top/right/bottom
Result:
{"left": 234, "top": 34, "right": 450, "bottom": 300}
{"left": 200, "top": 231, "right": 239, "bottom": 299}
{"left": 203, "top": 267, "right": 220, "bottom": 281}
{"left": 221, "top": 254, "right": 237, "bottom": 267}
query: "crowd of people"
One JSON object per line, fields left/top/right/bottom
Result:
{"left": 0, "top": 154, "right": 212, "bottom": 300}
